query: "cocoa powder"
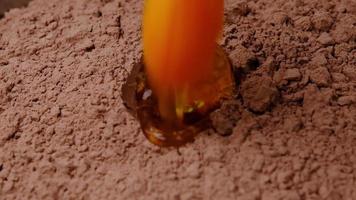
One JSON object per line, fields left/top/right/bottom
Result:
{"left": 0, "top": 0, "right": 355, "bottom": 199}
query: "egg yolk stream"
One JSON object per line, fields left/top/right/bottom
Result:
{"left": 143, "top": 0, "right": 224, "bottom": 125}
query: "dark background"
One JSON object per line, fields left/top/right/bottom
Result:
{"left": 0, "top": 0, "right": 31, "bottom": 18}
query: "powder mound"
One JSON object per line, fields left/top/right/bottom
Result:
{"left": 1, "top": 0, "right": 356, "bottom": 199}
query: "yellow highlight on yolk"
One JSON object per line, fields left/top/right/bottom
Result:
{"left": 143, "top": 0, "right": 224, "bottom": 123}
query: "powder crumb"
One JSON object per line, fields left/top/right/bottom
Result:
{"left": 283, "top": 117, "right": 303, "bottom": 132}
{"left": 283, "top": 68, "right": 302, "bottom": 81}
{"left": 185, "top": 163, "right": 201, "bottom": 179}
{"left": 332, "top": 23, "right": 356, "bottom": 43}
{"left": 233, "top": 2, "right": 251, "bottom": 17}
{"left": 337, "top": 95, "right": 355, "bottom": 106}
{"left": 317, "top": 32, "right": 334, "bottom": 46}
{"left": 310, "top": 67, "right": 331, "bottom": 87}
{"left": 269, "top": 11, "right": 290, "bottom": 25}
{"left": 310, "top": 53, "right": 328, "bottom": 66}
{"left": 312, "top": 11, "right": 334, "bottom": 31}
{"left": 230, "top": 45, "right": 259, "bottom": 73}
{"left": 343, "top": 65, "right": 356, "bottom": 81}
{"left": 241, "top": 76, "right": 279, "bottom": 113}
{"left": 294, "top": 16, "right": 313, "bottom": 31}
{"left": 210, "top": 100, "right": 241, "bottom": 136}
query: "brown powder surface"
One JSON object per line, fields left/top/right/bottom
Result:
{"left": 0, "top": 0, "right": 356, "bottom": 199}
